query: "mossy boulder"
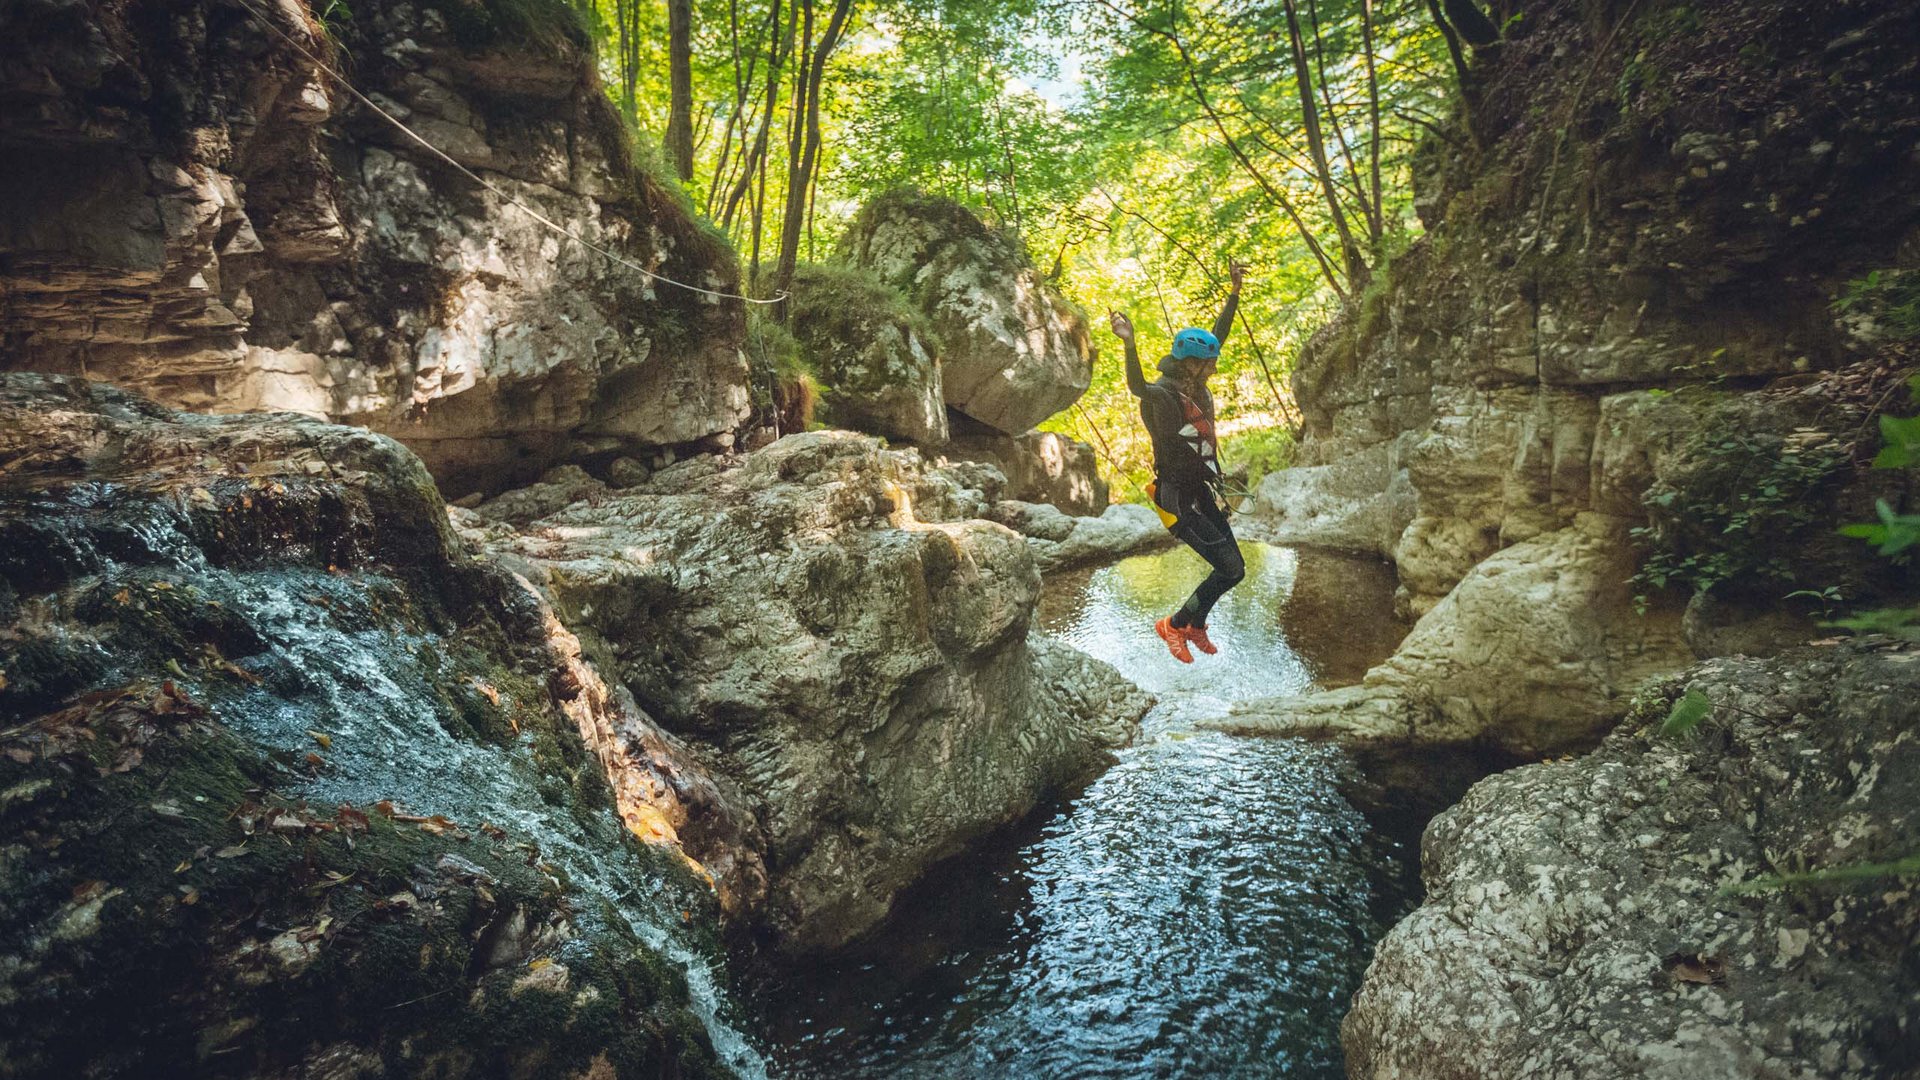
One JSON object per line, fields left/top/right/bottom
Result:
{"left": 0, "top": 374, "right": 749, "bottom": 1079}
{"left": 843, "top": 191, "right": 1092, "bottom": 435}
{"left": 789, "top": 264, "right": 948, "bottom": 446}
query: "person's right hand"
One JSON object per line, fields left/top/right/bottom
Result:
{"left": 1109, "top": 311, "right": 1134, "bottom": 342}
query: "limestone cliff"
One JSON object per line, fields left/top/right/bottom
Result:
{"left": 1345, "top": 641, "right": 1920, "bottom": 1079}
{"left": 0, "top": 0, "right": 751, "bottom": 495}
{"left": 1229, "top": 0, "right": 1920, "bottom": 752}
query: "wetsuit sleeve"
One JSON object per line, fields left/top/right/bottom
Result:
{"left": 1211, "top": 287, "right": 1240, "bottom": 345}
{"left": 1123, "top": 334, "right": 1149, "bottom": 397}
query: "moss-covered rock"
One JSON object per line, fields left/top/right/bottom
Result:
{"left": 788, "top": 264, "right": 948, "bottom": 446}
{"left": 0, "top": 374, "right": 754, "bottom": 1079}
{"left": 843, "top": 191, "right": 1093, "bottom": 435}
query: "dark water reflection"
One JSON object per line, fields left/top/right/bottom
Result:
{"left": 756, "top": 544, "right": 1414, "bottom": 1079}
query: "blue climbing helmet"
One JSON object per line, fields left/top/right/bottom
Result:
{"left": 1172, "top": 327, "right": 1219, "bottom": 359}
{"left": 1160, "top": 327, "right": 1220, "bottom": 372}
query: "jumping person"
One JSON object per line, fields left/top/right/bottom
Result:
{"left": 1108, "top": 261, "right": 1247, "bottom": 664}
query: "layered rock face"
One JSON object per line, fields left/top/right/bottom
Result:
{"left": 845, "top": 190, "right": 1094, "bottom": 436}
{"left": 1232, "top": 0, "right": 1920, "bottom": 751}
{"left": 0, "top": 374, "right": 754, "bottom": 1078}
{"left": 468, "top": 431, "right": 1152, "bottom": 951}
{"left": 1344, "top": 641, "right": 1920, "bottom": 1079}
{"left": 0, "top": 0, "right": 751, "bottom": 495}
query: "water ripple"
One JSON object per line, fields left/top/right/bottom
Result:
{"left": 758, "top": 545, "right": 1415, "bottom": 1079}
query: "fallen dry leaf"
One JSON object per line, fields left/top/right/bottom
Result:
{"left": 214, "top": 844, "right": 249, "bottom": 859}
{"left": 307, "top": 730, "right": 332, "bottom": 750}
{"left": 1664, "top": 952, "right": 1729, "bottom": 987}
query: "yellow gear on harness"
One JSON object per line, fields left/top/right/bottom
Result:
{"left": 1144, "top": 482, "right": 1180, "bottom": 529}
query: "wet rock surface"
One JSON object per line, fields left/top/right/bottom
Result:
{"left": 0, "top": 374, "right": 754, "bottom": 1078}
{"left": 470, "top": 431, "right": 1153, "bottom": 952}
{"left": 1344, "top": 641, "right": 1920, "bottom": 1079}
{"left": 1003, "top": 502, "right": 1175, "bottom": 573}
{"left": 844, "top": 191, "right": 1093, "bottom": 436}
{"left": 0, "top": 0, "right": 751, "bottom": 494}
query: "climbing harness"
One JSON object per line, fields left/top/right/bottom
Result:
{"left": 229, "top": 0, "right": 783, "bottom": 306}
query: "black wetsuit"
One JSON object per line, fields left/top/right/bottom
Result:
{"left": 1123, "top": 291, "right": 1245, "bottom": 630}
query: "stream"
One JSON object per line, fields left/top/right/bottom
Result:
{"left": 755, "top": 543, "right": 1419, "bottom": 1078}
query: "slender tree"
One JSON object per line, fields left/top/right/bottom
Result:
{"left": 773, "top": 0, "right": 856, "bottom": 317}
{"left": 665, "top": 0, "right": 696, "bottom": 180}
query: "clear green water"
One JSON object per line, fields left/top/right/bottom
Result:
{"left": 755, "top": 543, "right": 1416, "bottom": 1079}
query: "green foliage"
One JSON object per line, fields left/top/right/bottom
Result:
{"left": 1721, "top": 852, "right": 1920, "bottom": 896}
{"left": 1839, "top": 498, "right": 1920, "bottom": 557}
{"left": 316, "top": 0, "right": 353, "bottom": 36}
{"left": 1631, "top": 427, "right": 1849, "bottom": 601}
{"left": 1659, "top": 688, "right": 1711, "bottom": 739}
{"left": 1833, "top": 270, "right": 1920, "bottom": 341}
{"left": 746, "top": 309, "right": 809, "bottom": 384}
{"left": 1827, "top": 373, "right": 1920, "bottom": 639}
{"left": 1221, "top": 425, "right": 1295, "bottom": 491}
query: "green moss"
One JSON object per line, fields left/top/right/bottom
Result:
{"left": 789, "top": 264, "right": 939, "bottom": 381}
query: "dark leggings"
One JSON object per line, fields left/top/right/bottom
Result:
{"left": 1160, "top": 483, "right": 1246, "bottom": 628}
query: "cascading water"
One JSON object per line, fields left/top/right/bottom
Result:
{"left": 756, "top": 543, "right": 1416, "bottom": 1078}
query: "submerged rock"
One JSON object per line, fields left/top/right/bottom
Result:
{"left": 1344, "top": 641, "right": 1920, "bottom": 1078}
{"left": 477, "top": 431, "right": 1152, "bottom": 951}
{"left": 845, "top": 191, "right": 1093, "bottom": 435}
{"left": 0, "top": 374, "right": 753, "bottom": 1078}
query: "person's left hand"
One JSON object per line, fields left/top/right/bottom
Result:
{"left": 1229, "top": 260, "right": 1248, "bottom": 290}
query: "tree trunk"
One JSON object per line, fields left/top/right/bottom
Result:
{"left": 724, "top": 0, "right": 790, "bottom": 237}
{"left": 1283, "top": 0, "right": 1369, "bottom": 290}
{"left": 1363, "top": 0, "right": 1384, "bottom": 239}
{"left": 665, "top": 0, "right": 696, "bottom": 181}
{"left": 772, "top": 0, "right": 855, "bottom": 320}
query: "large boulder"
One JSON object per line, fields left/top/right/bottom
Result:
{"left": 943, "top": 428, "right": 1110, "bottom": 516}
{"left": 475, "top": 431, "right": 1152, "bottom": 951}
{"left": 844, "top": 191, "right": 1093, "bottom": 434}
{"left": 0, "top": 0, "right": 751, "bottom": 494}
{"left": 0, "top": 374, "right": 756, "bottom": 1079}
{"left": 1344, "top": 641, "right": 1920, "bottom": 1079}
{"left": 788, "top": 264, "right": 947, "bottom": 446}
{"left": 1209, "top": 514, "right": 1693, "bottom": 756}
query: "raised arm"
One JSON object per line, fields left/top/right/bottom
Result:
{"left": 1110, "top": 311, "right": 1149, "bottom": 397}
{"left": 1211, "top": 260, "right": 1246, "bottom": 344}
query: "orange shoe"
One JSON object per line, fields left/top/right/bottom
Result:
{"left": 1186, "top": 624, "right": 1218, "bottom": 655}
{"left": 1155, "top": 617, "right": 1194, "bottom": 664}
